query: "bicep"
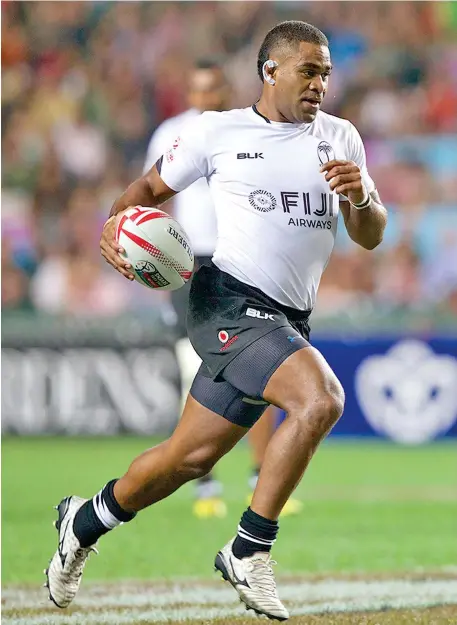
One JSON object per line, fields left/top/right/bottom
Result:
{"left": 144, "top": 115, "right": 212, "bottom": 203}
{"left": 144, "top": 163, "right": 178, "bottom": 206}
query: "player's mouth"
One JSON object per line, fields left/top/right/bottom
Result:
{"left": 301, "top": 97, "right": 321, "bottom": 111}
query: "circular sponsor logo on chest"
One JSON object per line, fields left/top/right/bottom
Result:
{"left": 317, "top": 141, "right": 335, "bottom": 165}
{"left": 248, "top": 189, "right": 277, "bottom": 212}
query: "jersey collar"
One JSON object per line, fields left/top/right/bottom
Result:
{"left": 251, "top": 104, "right": 313, "bottom": 130}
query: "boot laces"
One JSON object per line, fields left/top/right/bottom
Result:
{"left": 67, "top": 546, "right": 98, "bottom": 582}
{"left": 247, "top": 555, "right": 278, "bottom": 595}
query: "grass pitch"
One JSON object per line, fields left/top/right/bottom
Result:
{"left": 2, "top": 437, "right": 457, "bottom": 623}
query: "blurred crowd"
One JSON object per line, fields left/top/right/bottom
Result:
{"left": 2, "top": 1, "right": 457, "bottom": 325}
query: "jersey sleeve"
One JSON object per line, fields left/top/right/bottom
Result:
{"left": 156, "top": 113, "right": 213, "bottom": 192}
{"left": 345, "top": 122, "right": 376, "bottom": 195}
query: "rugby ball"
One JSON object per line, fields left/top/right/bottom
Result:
{"left": 115, "top": 206, "right": 194, "bottom": 291}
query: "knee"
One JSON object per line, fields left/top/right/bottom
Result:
{"left": 318, "top": 381, "right": 345, "bottom": 426}
{"left": 175, "top": 447, "right": 218, "bottom": 482}
{"left": 287, "top": 377, "right": 345, "bottom": 428}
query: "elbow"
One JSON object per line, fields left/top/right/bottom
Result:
{"left": 360, "top": 222, "right": 386, "bottom": 250}
{"left": 362, "top": 234, "right": 383, "bottom": 251}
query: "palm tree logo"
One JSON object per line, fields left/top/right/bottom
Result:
{"left": 317, "top": 141, "right": 335, "bottom": 165}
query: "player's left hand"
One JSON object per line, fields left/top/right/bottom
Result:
{"left": 100, "top": 212, "right": 135, "bottom": 280}
{"left": 320, "top": 160, "right": 367, "bottom": 205}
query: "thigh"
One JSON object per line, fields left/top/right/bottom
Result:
{"left": 220, "top": 325, "right": 309, "bottom": 399}
{"left": 168, "top": 392, "right": 247, "bottom": 463}
{"left": 190, "top": 364, "right": 270, "bottom": 428}
{"left": 263, "top": 345, "right": 344, "bottom": 413}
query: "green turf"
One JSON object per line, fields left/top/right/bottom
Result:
{"left": 2, "top": 437, "right": 457, "bottom": 583}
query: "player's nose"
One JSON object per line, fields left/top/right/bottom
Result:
{"left": 308, "top": 75, "right": 326, "bottom": 93}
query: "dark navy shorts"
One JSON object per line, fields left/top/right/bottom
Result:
{"left": 188, "top": 263, "right": 311, "bottom": 428}
{"left": 171, "top": 255, "right": 212, "bottom": 339}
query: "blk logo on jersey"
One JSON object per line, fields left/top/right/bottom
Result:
{"left": 249, "top": 189, "right": 277, "bottom": 212}
{"left": 237, "top": 153, "right": 264, "bottom": 159}
{"left": 317, "top": 141, "right": 335, "bottom": 165}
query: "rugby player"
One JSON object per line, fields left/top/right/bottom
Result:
{"left": 144, "top": 58, "right": 297, "bottom": 519}
{"left": 46, "top": 21, "right": 387, "bottom": 620}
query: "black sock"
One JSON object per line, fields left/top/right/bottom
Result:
{"left": 232, "top": 507, "right": 278, "bottom": 559}
{"left": 73, "top": 479, "right": 136, "bottom": 547}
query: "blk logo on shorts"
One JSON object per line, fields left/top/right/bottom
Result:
{"left": 246, "top": 307, "right": 275, "bottom": 321}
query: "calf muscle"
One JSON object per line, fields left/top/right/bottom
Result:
{"left": 114, "top": 395, "right": 247, "bottom": 512}
{"left": 251, "top": 347, "right": 344, "bottom": 520}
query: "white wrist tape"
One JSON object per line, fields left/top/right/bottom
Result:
{"left": 350, "top": 193, "right": 371, "bottom": 210}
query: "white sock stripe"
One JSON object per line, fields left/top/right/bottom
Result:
{"left": 238, "top": 531, "right": 275, "bottom": 546}
{"left": 92, "top": 490, "right": 122, "bottom": 530}
{"left": 238, "top": 525, "right": 275, "bottom": 542}
{"left": 237, "top": 525, "right": 276, "bottom": 545}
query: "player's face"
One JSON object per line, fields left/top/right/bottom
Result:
{"left": 276, "top": 42, "right": 332, "bottom": 123}
{"left": 187, "top": 68, "right": 231, "bottom": 112}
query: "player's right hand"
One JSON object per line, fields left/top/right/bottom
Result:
{"left": 100, "top": 212, "right": 135, "bottom": 280}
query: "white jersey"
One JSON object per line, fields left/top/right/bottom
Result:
{"left": 144, "top": 108, "right": 217, "bottom": 256}
{"left": 158, "top": 106, "right": 375, "bottom": 310}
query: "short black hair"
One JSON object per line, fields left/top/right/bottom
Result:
{"left": 194, "top": 58, "right": 223, "bottom": 72}
{"left": 257, "top": 21, "right": 329, "bottom": 82}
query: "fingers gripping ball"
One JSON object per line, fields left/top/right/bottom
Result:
{"left": 115, "top": 206, "right": 194, "bottom": 291}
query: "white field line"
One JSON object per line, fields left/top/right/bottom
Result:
{"left": 2, "top": 579, "right": 457, "bottom": 624}
{"left": 2, "top": 579, "right": 457, "bottom": 611}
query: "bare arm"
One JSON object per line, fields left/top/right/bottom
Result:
{"left": 101, "top": 165, "right": 178, "bottom": 279}
{"left": 339, "top": 189, "right": 387, "bottom": 250}
{"left": 321, "top": 159, "right": 387, "bottom": 251}
{"left": 109, "top": 165, "right": 177, "bottom": 217}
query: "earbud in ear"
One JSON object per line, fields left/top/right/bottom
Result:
{"left": 263, "top": 60, "right": 278, "bottom": 85}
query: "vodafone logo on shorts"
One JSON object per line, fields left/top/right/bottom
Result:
{"left": 218, "top": 330, "right": 229, "bottom": 344}
{"left": 218, "top": 330, "right": 239, "bottom": 352}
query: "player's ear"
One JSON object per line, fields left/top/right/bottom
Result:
{"left": 262, "top": 60, "right": 278, "bottom": 86}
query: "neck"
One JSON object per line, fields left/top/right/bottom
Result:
{"left": 255, "top": 94, "right": 291, "bottom": 123}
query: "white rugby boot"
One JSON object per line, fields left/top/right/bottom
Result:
{"left": 215, "top": 538, "right": 289, "bottom": 621}
{"left": 44, "top": 496, "right": 98, "bottom": 608}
